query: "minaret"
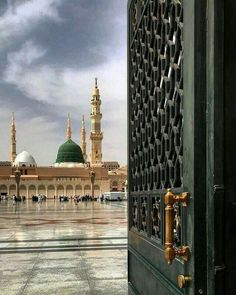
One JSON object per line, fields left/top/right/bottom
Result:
{"left": 66, "top": 113, "right": 71, "bottom": 140}
{"left": 11, "top": 112, "right": 17, "bottom": 163}
{"left": 81, "top": 115, "right": 87, "bottom": 162}
{"left": 90, "top": 78, "right": 103, "bottom": 166}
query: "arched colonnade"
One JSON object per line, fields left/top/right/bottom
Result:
{"left": 0, "top": 184, "right": 101, "bottom": 198}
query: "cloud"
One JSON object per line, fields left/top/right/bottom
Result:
{"left": 4, "top": 40, "right": 126, "bottom": 108}
{"left": 5, "top": 40, "right": 46, "bottom": 71}
{"left": 3, "top": 39, "right": 127, "bottom": 165}
{"left": 0, "top": 1, "right": 127, "bottom": 166}
{"left": 0, "top": 0, "right": 62, "bottom": 49}
{"left": 0, "top": 105, "right": 61, "bottom": 165}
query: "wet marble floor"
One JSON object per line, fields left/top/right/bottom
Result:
{"left": 0, "top": 200, "right": 128, "bottom": 295}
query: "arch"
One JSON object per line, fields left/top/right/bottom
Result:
{"left": 111, "top": 180, "right": 118, "bottom": 192}
{"left": 66, "top": 185, "right": 73, "bottom": 197}
{"left": 38, "top": 185, "right": 46, "bottom": 196}
{"left": 28, "top": 185, "right": 36, "bottom": 197}
{"left": 94, "top": 185, "right": 100, "bottom": 197}
{"left": 0, "top": 184, "right": 7, "bottom": 195}
{"left": 57, "top": 185, "right": 64, "bottom": 196}
{"left": 20, "top": 185, "right": 27, "bottom": 197}
{"left": 84, "top": 184, "right": 91, "bottom": 195}
{"left": 9, "top": 184, "right": 16, "bottom": 196}
{"left": 75, "top": 185, "right": 82, "bottom": 196}
{"left": 47, "top": 185, "right": 55, "bottom": 198}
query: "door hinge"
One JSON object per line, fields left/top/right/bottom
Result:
{"left": 214, "top": 264, "right": 226, "bottom": 274}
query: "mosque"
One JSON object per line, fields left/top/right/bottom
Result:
{"left": 0, "top": 79, "right": 127, "bottom": 198}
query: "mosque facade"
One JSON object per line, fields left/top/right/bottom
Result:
{"left": 0, "top": 80, "right": 127, "bottom": 198}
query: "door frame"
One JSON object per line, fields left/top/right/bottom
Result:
{"left": 207, "top": 1, "right": 236, "bottom": 294}
{"left": 183, "top": 0, "right": 207, "bottom": 293}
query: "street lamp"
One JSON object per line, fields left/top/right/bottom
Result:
{"left": 90, "top": 170, "right": 96, "bottom": 198}
{"left": 14, "top": 168, "right": 21, "bottom": 200}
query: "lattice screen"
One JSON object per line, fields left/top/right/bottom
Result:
{"left": 129, "top": 0, "right": 183, "bottom": 243}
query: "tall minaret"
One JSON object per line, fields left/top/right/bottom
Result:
{"left": 11, "top": 112, "right": 17, "bottom": 163}
{"left": 81, "top": 115, "right": 87, "bottom": 162}
{"left": 66, "top": 113, "right": 71, "bottom": 140}
{"left": 90, "top": 78, "right": 103, "bottom": 166}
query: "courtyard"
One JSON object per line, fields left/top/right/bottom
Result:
{"left": 0, "top": 199, "right": 128, "bottom": 295}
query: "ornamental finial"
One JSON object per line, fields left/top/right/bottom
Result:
{"left": 66, "top": 113, "right": 71, "bottom": 140}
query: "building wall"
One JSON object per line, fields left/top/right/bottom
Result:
{"left": 0, "top": 178, "right": 110, "bottom": 198}
{"left": 0, "top": 165, "right": 124, "bottom": 198}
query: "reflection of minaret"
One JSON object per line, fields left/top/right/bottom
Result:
{"left": 66, "top": 113, "right": 71, "bottom": 140}
{"left": 81, "top": 115, "right": 87, "bottom": 162}
{"left": 11, "top": 112, "right": 17, "bottom": 163}
{"left": 90, "top": 78, "right": 103, "bottom": 166}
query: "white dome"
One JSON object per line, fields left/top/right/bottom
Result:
{"left": 13, "top": 151, "right": 37, "bottom": 167}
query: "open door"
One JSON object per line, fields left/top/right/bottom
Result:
{"left": 128, "top": 0, "right": 208, "bottom": 294}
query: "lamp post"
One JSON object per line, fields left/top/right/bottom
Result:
{"left": 14, "top": 168, "right": 21, "bottom": 200}
{"left": 90, "top": 170, "right": 96, "bottom": 198}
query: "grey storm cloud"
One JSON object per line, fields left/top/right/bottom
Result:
{"left": 0, "top": 0, "right": 127, "bottom": 165}
{"left": 36, "top": 0, "right": 127, "bottom": 69}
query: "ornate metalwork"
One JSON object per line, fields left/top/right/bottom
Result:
{"left": 129, "top": 0, "right": 147, "bottom": 35}
{"left": 140, "top": 196, "right": 148, "bottom": 232}
{"left": 151, "top": 196, "right": 161, "bottom": 239}
{"left": 129, "top": 0, "right": 183, "bottom": 193}
{"left": 132, "top": 196, "right": 139, "bottom": 229}
{"left": 129, "top": 0, "right": 184, "bottom": 242}
{"left": 173, "top": 202, "right": 182, "bottom": 247}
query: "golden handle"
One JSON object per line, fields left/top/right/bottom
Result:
{"left": 177, "top": 275, "right": 191, "bottom": 288}
{"left": 164, "top": 189, "right": 190, "bottom": 265}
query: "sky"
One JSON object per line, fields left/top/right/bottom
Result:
{"left": 0, "top": 0, "right": 127, "bottom": 166}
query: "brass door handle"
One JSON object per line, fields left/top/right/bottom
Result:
{"left": 177, "top": 275, "right": 191, "bottom": 288}
{"left": 164, "top": 189, "right": 190, "bottom": 264}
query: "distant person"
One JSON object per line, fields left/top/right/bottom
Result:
{"left": 13, "top": 195, "right": 16, "bottom": 205}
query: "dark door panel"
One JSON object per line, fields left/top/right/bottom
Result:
{"left": 128, "top": 0, "right": 207, "bottom": 294}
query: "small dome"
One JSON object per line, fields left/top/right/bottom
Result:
{"left": 13, "top": 151, "right": 37, "bottom": 167}
{"left": 55, "top": 139, "right": 84, "bottom": 164}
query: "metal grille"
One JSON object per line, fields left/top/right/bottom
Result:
{"left": 129, "top": 0, "right": 183, "bottom": 244}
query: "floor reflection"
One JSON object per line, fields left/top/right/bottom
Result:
{"left": 0, "top": 199, "right": 128, "bottom": 295}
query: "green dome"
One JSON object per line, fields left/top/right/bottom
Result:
{"left": 56, "top": 139, "right": 85, "bottom": 163}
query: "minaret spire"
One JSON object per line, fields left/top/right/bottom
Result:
{"left": 66, "top": 113, "right": 71, "bottom": 140}
{"left": 81, "top": 115, "right": 87, "bottom": 162}
{"left": 82, "top": 115, "right": 85, "bottom": 128}
{"left": 90, "top": 78, "right": 103, "bottom": 166}
{"left": 11, "top": 112, "right": 17, "bottom": 163}
{"left": 93, "top": 77, "right": 100, "bottom": 97}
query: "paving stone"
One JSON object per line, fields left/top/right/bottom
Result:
{"left": 0, "top": 200, "right": 128, "bottom": 294}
